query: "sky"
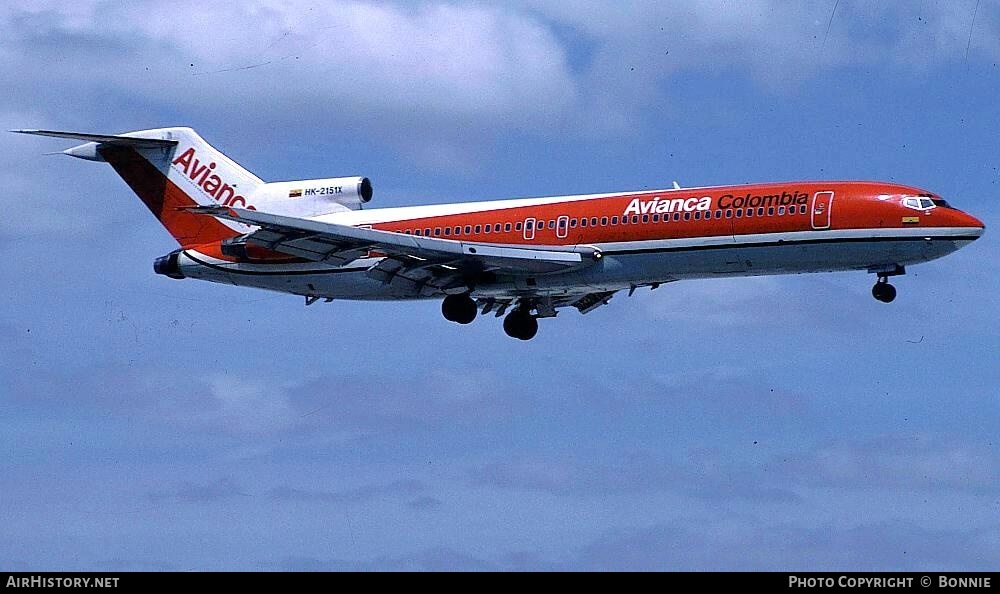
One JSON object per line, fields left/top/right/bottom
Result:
{"left": 1, "top": 0, "right": 998, "bottom": 571}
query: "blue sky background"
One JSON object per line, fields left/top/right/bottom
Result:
{"left": 1, "top": 1, "right": 998, "bottom": 571}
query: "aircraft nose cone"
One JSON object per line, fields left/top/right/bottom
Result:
{"left": 960, "top": 212, "right": 985, "bottom": 238}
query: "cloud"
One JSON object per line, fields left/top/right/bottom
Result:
{"left": 148, "top": 477, "right": 250, "bottom": 503}
{"left": 0, "top": 112, "right": 118, "bottom": 239}
{"left": 0, "top": 1, "right": 578, "bottom": 169}
{"left": 469, "top": 431, "right": 1000, "bottom": 506}
{"left": 276, "top": 516, "right": 1000, "bottom": 570}
{"left": 6, "top": 2, "right": 996, "bottom": 171}
{"left": 558, "top": 517, "right": 1000, "bottom": 571}
{"left": 514, "top": 1, "right": 1000, "bottom": 133}
{"left": 779, "top": 433, "right": 1000, "bottom": 493}
{"left": 469, "top": 452, "right": 799, "bottom": 502}
{"left": 268, "top": 479, "right": 425, "bottom": 505}
{"left": 283, "top": 547, "right": 497, "bottom": 571}
{"left": 287, "top": 368, "right": 525, "bottom": 432}
{"left": 407, "top": 496, "right": 444, "bottom": 511}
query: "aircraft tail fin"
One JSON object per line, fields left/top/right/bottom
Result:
{"left": 13, "top": 127, "right": 263, "bottom": 248}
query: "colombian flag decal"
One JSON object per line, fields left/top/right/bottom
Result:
{"left": 288, "top": 188, "right": 302, "bottom": 198}
{"left": 902, "top": 216, "right": 920, "bottom": 224}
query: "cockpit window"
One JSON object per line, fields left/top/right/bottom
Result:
{"left": 932, "top": 199, "right": 952, "bottom": 208}
{"left": 903, "top": 196, "right": 936, "bottom": 211}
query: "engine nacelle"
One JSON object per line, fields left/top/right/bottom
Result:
{"left": 247, "top": 176, "right": 373, "bottom": 217}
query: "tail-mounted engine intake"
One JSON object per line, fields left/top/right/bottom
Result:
{"left": 247, "top": 176, "right": 373, "bottom": 217}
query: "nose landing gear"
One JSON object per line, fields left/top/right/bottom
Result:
{"left": 869, "top": 264, "right": 904, "bottom": 303}
{"left": 872, "top": 277, "right": 897, "bottom": 303}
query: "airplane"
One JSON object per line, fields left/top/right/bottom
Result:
{"left": 14, "top": 127, "right": 985, "bottom": 340}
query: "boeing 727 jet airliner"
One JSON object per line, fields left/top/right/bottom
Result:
{"left": 16, "top": 127, "right": 984, "bottom": 340}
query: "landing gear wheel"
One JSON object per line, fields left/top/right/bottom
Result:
{"left": 442, "top": 294, "right": 477, "bottom": 324}
{"left": 872, "top": 279, "right": 897, "bottom": 303}
{"left": 503, "top": 310, "right": 538, "bottom": 341}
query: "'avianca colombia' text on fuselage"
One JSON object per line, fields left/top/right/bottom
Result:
{"left": 16, "top": 127, "right": 985, "bottom": 341}
{"left": 174, "top": 181, "right": 984, "bottom": 320}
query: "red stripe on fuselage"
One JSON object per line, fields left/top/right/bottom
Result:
{"left": 363, "top": 182, "right": 976, "bottom": 245}
{"left": 100, "top": 145, "right": 241, "bottom": 248}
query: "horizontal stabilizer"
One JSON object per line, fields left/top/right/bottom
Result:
{"left": 10, "top": 129, "right": 177, "bottom": 149}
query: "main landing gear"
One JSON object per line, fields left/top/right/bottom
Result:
{"left": 502, "top": 308, "right": 538, "bottom": 341}
{"left": 441, "top": 294, "right": 477, "bottom": 324}
{"left": 441, "top": 294, "right": 540, "bottom": 340}
{"left": 869, "top": 264, "right": 904, "bottom": 303}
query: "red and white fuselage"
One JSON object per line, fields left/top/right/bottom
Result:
{"left": 179, "top": 181, "right": 983, "bottom": 300}
{"left": 18, "top": 127, "right": 985, "bottom": 340}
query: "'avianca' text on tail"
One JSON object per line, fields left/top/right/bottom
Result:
{"left": 14, "top": 127, "right": 985, "bottom": 340}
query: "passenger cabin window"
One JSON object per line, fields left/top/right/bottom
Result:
{"left": 475, "top": 225, "right": 481, "bottom": 233}
{"left": 611, "top": 216, "right": 619, "bottom": 224}
{"left": 505, "top": 223, "right": 512, "bottom": 232}
{"left": 494, "top": 224, "right": 501, "bottom": 232}
{"left": 601, "top": 217, "right": 608, "bottom": 225}
{"left": 581, "top": 218, "right": 588, "bottom": 227}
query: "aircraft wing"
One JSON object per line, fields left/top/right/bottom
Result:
{"left": 189, "top": 206, "right": 602, "bottom": 294}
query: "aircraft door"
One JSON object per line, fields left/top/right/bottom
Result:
{"left": 556, "top": 215, "right": 569, "bottom": 239}
{"left": 523, "top": 217, "right": 536, "bottom": 240}
{"left": 811, "top": 191, "right": 834, "bottom": 229}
